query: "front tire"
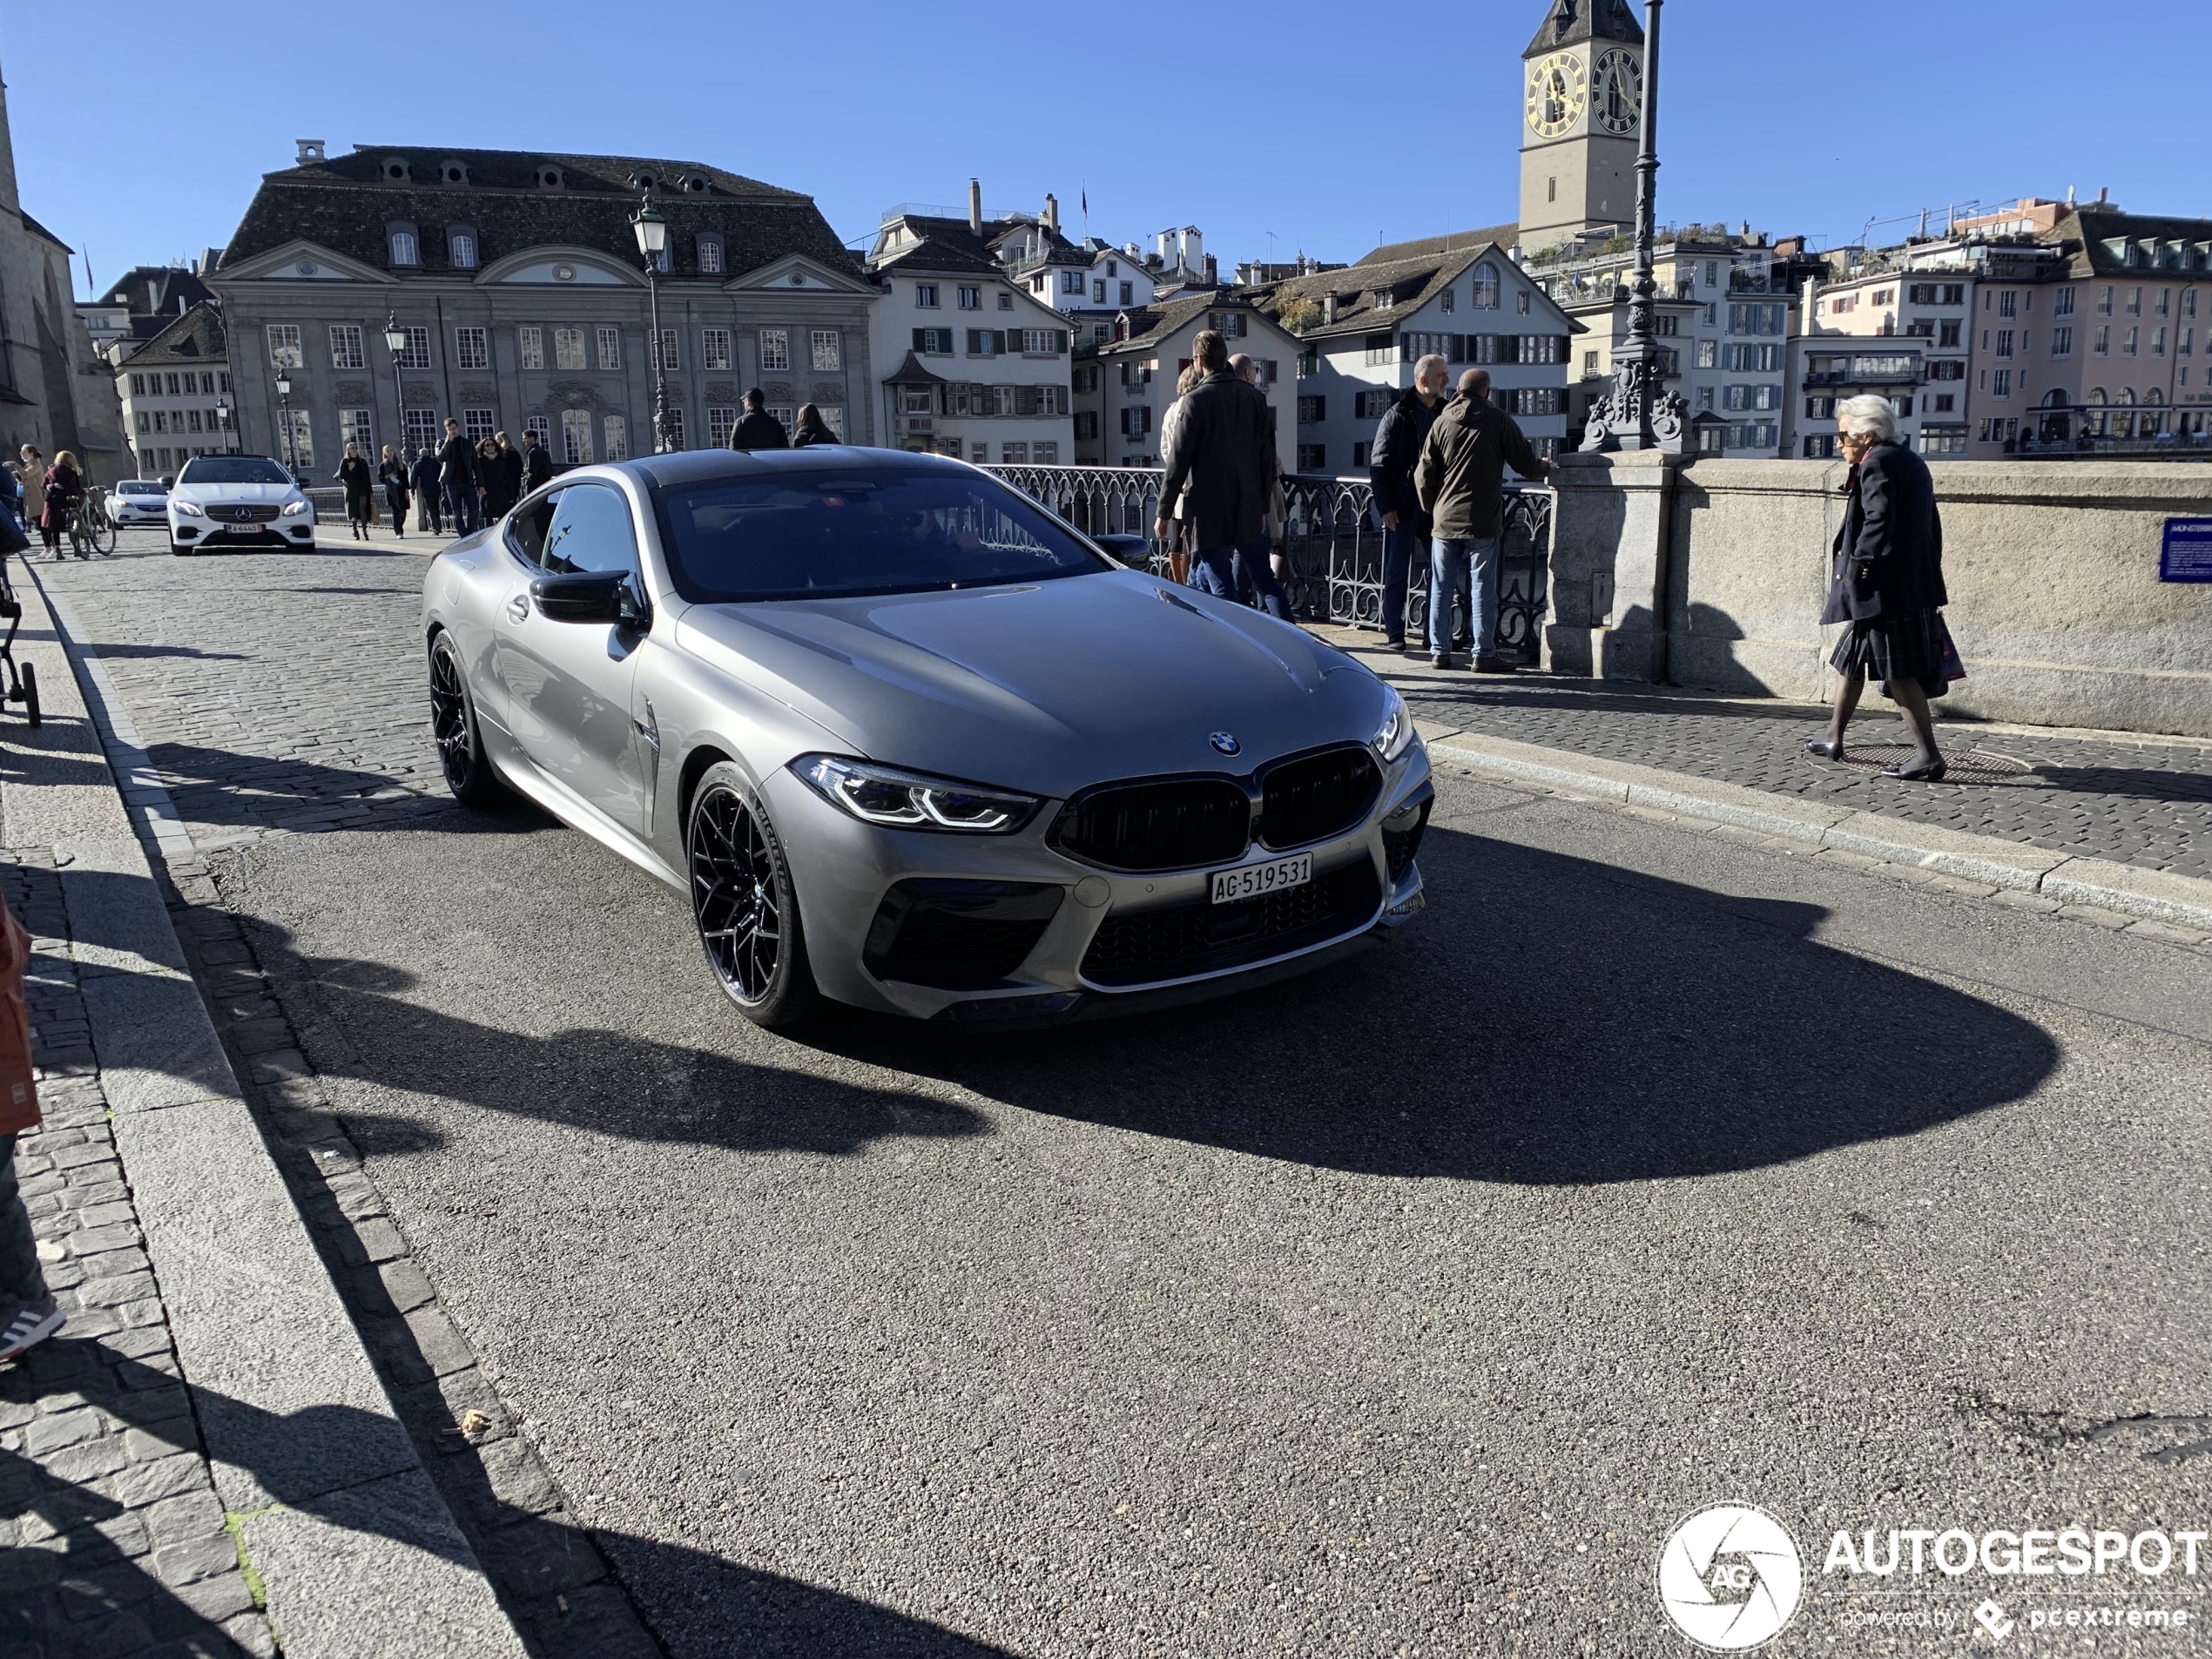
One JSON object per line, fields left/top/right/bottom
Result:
{"left": 428, "top": 631, "right": 509, "bottom": 807}
{"left": 686, "top": 763, "right": 819, "bottom": 1028}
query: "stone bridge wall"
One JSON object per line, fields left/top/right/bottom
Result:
{"left": 1545, "top": 452, "right": 2212, "bottom": 738}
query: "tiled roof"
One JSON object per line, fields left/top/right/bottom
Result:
{"left": 868, "top": 215, "right": 1003, "bottom": 277}
{"left": 1082, "top": 293, "right": 1281, "bottom": 359}
{"left": 219, "top": 145, "right": 857, "bottom": 280}
{"left": 1359, "top": 224, "right": 1521, "bottom": 267}
{"left": 2040, "top": 207, "right": 2212, "bottom": 280}
{"left": 118, "top": 303, "right": 226, "bottom": 367}
{"left": 18, "top": 211, "right": 71, "bottom": 253}
{"left": 1525, "top": 0, "right": 1642, "bottom": 54}
{"left": 98, "top": 266, "right": 217, "bottom": 314}
{"left": 1248, "top": 246, "right": 1504, "bottom": 341}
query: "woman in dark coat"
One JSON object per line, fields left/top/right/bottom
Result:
{"left": 1807, "top": 395, "right": 1951, "bottom": 780}
{"left": 481, "top": 433, "right": 524, "bottom": 520}
{"left": 790, "top": 404, "right": 839, "bottom": 448}
{"left": 336, "top": 443, "right": 374, "bottom": 540}
{"left": 377, "top": 445, "right": 410, "bottom": 539}
{"left": 37, "top": 452, "right": 83, "bottom": 558}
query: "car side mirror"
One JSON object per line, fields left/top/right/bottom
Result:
{"left": 531, "top": 570, "right": 648, "bottom": 629}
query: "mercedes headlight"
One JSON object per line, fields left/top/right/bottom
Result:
{"left": 792, "top": 755, "right": 1040, "bottom": 833}
{"left": 171, "top": 500, "right": 206, "bottom": 518}
{"left": 280, "top": 499, "right": 311, "bottom": 517}
{"left": 1371, "top": 685, "right": 1417, "bottom": 764}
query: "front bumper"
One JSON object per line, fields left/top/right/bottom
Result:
{"left": 769, "top": 743, "right": 1432, "bottom": 1023}
{"left": 172, "top": 516, "right": 316, "bottom": 548}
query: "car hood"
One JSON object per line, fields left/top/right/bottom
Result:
{"left": 672, "top": 570, "right": 1385, "bottom": 798}
{"left": 175, "top": 483, "right": 300, "bottom": 507}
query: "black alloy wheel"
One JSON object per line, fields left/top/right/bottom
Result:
{"left": 428, "top": 632, "right": 508, "bottom": 807}
{"left": 687, "top": 763, "right": 818, "bottom": 1027}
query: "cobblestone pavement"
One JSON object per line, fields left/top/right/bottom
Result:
{"left": 28, "top": 533, "right": 443, "bottom": 850}
{"left": 1, "top": 853, "right": 274, "bottom": 1659}
{"left": 1321, "top": 630, "right": 2212, "bottom": 880}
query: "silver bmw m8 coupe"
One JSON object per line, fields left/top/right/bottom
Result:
{"left": 421, "top": 448, "right": 1432, "bottom": 1027}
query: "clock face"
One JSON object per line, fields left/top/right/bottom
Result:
{"left": 1593, "top": 46, "right": 1643, "bottom": 136}
{"left": 1525, "top": 51, "right": 1587, "bottom": 140}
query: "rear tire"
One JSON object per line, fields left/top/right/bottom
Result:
{"left": 427, "top": 631, "right": 509, "bottom": 807}
{"left": 686, "top": 763, "right": 819, "bottom": 1028}
{"left": 18, "top": 663, "right": 37, "bottom": 729}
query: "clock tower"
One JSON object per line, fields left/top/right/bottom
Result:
{"left": 1517, "top": 0, "right": 1643, "bottom": 251}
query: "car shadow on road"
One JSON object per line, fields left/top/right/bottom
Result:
{"left": 809, "top": 822, "right": 2062, "bottom": 1184}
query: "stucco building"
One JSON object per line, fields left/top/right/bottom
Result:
{"left": 114, "top": 304, "right": 237, "bottom": 475}
{"left": 211, "top": 141, "right": 876, "bottom": 471}
{"left": 1070, "top": 293, "right": 1298, "bottom": 469}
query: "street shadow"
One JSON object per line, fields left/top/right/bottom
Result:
{"left": 79, "top": 644, "right": 250, "bottom": 662}
{"left": 2, "top": 1339, "right": 1012, "bottom": 1658}
{"left": 2014, "top": 765, "right": 2212, "bottom": 807}
{"left": 119, "top": 739, "right": 555, "bottom": 841}
{"left": 799, "top": 822, "right": 2060, "bottom": 1184}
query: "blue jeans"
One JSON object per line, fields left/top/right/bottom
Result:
{"left": 1381, "top": 523, "right": 1423, "bottom": 642}
{"left": 1429, "top": 536, "right": 1501, "bottom": 656}
{"left": 442, "top": 482, "right": 479, "bottom": 535}
{"left": 1192, "top": 538, "right": 1291, "bottom": 621}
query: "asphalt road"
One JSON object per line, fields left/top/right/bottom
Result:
{"left": 33, "top": 536, "right": 2212, "bottom": 1656}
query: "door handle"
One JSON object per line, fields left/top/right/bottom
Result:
{"left": 506, "top": 593, "right": 529, "bottom": 624}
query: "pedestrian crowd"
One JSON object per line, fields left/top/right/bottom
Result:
{"left": 1, "top": 444, "right": 91, "bottom": 563}
{"left": 350, "top": 425, "right": 546, "bottom": 542}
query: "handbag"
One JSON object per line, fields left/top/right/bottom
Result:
{"left": 1937, "top": 613, "right": 1966, "bottom": 683}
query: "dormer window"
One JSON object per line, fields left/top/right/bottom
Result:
{"left": 631, "top": 172, "right": 657, "bottom": 192}
{"left": 438, "top": 159, "right": 469, "bottom": 186}
{"left": 448, "top": 229, "right": 478, "bottom": 270}
{"left": 536, "top": 165, "right": 564, "bottom": 189}
{"left": 697, "top": 236, "right": 724, "bottom": 274}
{"left": 682, "top": 173, "right": 710, "bottom": 194}
{"left": 388, "top": 226, "right": 420, "bottom": 266}
{"left": 381, "top": 157, "right": 411, "bottom": 183}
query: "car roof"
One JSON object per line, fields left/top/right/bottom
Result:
{"left": 628, "top": 446, "right": 981, "bottom": 491}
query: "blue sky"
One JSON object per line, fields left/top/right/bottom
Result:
{"left": 9, "top": 0, "right": 2209, "bottom": 295}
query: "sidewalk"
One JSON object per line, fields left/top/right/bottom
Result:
{"left": 1316, "top": 626, "right": 2212, "bottom": 884}
{"left": 0, "top": 560, "right": 525, "bottom": 1658}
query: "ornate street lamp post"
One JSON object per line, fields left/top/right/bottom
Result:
{"left": 273, "top": 370, "right": 296, "bottom": 472}
{"left": 382, "top": 314, "right": 411, "bottom": 462}
{"left": 631, "top": 192, "right": 673, "bottom": 453}
{"left": 1581, "top": 0, "right": 1685, "bottom": 454}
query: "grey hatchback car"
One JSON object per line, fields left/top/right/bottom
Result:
{"left": 421, "top": 448, "right": 1431, "bottom": 1027}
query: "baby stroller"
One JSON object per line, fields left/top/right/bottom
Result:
{"left": 0, "top": 557, "right": 39, "bottom": 729}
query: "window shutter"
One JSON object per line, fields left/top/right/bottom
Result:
{"left": 990, "top": 331, "right": 1005, "bottom": 355}
{"left": 1054, "top": 329, "right": 1068, "bottom": 354}
{"left": 913, "top": 327, "right": 927, "bottom": 351}
{"left": 965, "top": 329, "right": 980, "bottom": 355}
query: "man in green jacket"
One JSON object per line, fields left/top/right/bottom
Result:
{"left": 1413, "top": 368, "right": 1551, "bottom": 671}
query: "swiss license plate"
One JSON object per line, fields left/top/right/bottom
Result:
{"left": 1210, "top": 851, "right": 1312, "bottom": 905}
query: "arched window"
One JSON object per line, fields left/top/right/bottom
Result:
{"left": 2086, "top": 387, "right": 2107, "bottom": 436}
{"left": 2116, "top": 388, "right": 2138, "bottom": 439}
{"left": 1471, "top": 263, "right": 1501, "bottom": 309}
{"left": 2143, "top": 388, "right": 2165, "bottom": 436}
{"left": 448, "top": 230, "right": 478, "bottom": 269}
{"left": 697, "top": 236, "right": 724, "bottom": 275}
{"left": 388, "top": 228, "right": 419, "bottom": 266}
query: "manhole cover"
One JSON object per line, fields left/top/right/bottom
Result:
{"left": 1822, "top": 743, "right": 2036, "bottom": 785}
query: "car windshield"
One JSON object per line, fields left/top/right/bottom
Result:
{"left": 176, "top": 456, "right": 292, "bottom": 486}
{"left": 117, "top": 482, "right": 163, "bottom": 495}
{"left": 653, "top": 468, "right": 1109, "bottom": 603}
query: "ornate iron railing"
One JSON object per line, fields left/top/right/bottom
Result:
{"left": 990, "top": 464, "right": 1554, "bottom": 662}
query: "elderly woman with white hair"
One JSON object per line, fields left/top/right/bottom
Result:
{"left": 1806, "top": 395, "right": 1952, "bottom": 780}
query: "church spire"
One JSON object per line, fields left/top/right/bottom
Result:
{"left": 1525, "top": 0, "right": 1643, "bottom": 57}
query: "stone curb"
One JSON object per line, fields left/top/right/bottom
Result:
{"left": 24, "top": 561, "right": 531, "bottom": 1659}
{"left": 1423, "top": 728, "right": 2212, "bottom": 933}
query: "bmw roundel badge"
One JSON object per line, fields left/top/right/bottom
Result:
{"left": 1209, "top": 732, "right": 1241, "bottom": 757}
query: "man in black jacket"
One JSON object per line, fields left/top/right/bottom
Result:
{"left": 1413, "top": 368, "right": 1550, "bottom": 671}
{"left": 731, "top": 389, "right": 790, "bottom": 453}
{"left": 519, "top": 428, "right": 555, "bottom": 494}
{"left": 1369, "top": 354, "right": 1449, "bottom": 651}
{"left": 437, "top": 419, "right": 481, "bottom": 535}
{"left": 1156, "top": 331, "right": 1279, "bottom": 614}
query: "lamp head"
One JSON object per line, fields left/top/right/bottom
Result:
{"left": 383, "top": 314, "right": 409, "bottom": 354}
{"left": 631, "top": 195, "right": 668, "bottom": 257}
{"left": 274, "top": 371, "right": 293, "bottom": 396}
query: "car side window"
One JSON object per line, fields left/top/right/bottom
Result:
{"left": 541, "top": 482, "right": 641, "bottom": 581}
{"left": 506, "top": 491, "right": 557, "bottom": 566}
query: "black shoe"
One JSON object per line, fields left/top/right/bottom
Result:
{"left": 1430, "top": 651, "right": 1452, "bottom": 670}
{"left": 1385, "top": 637, "right": 1406, "bottom": 652}
{"left": 1804, "top": 738, "right": 1846, "bottom": 760}
{"left": 1878, "top": 756, "right": 1947, "bottom": 781}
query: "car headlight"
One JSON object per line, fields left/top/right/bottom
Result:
{"left": 172, "top": 500, "right": 206, "bottom": 518}
{"left": 1371, "top": 685, "right": 1418, "bottom": 764}
{"left": 792, "top": 754, "right": 1040, "bottom": 833}
{"left": 280, "top": 499, "right": 311, "bottom": 517}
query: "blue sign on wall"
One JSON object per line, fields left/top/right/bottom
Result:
{"left": 2163, "top": 517, "right": 2212, "bottom": 583}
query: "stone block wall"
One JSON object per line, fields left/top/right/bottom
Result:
{"left": 1546, "top": 453, "right": 2212, "bottom": 738}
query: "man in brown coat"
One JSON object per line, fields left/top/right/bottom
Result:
{"left": 1414, "top": 368, "right": 1550, "bottom": 671}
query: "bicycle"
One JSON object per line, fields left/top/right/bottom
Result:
{"left": 67, "top": 487, "right": 118, "bottom": 557}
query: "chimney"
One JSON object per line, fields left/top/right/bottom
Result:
{"left": 1323, "top": 293, "right": 1339, "bottom": 325}
{"left": 2096, "top": 185, "right": 2108, "bottom": 205}
{"left": 295, "top": 138, "right": 326, "bottom": 165}
{"left": 968, "top": 179, "right": 982, "bottom": 235}
{"left": 1043, "top": 193, "right": 1059, "bottom": 234}
{"left": 1181, "top": 226, "right": 1204, "bottom": 274}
